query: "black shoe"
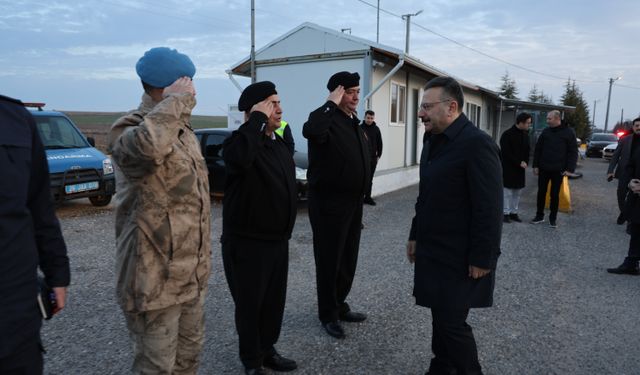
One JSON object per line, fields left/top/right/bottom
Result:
{"left": 617, "top": 213, "right": 626, "bottom": 225}
{"left": 363, "top": 197, "right": 377, "bottom": 206}
{"left": 245, "top": 367, "right": 268, "bottom": 375}
{"left": 549, "top": 219, "right": 557, "bottom": 228}
{"left": 339, "top": 311, "right": 367, "bottom": 322}
{"left": 322, "top": 321, "right": 345, "bottom": 339}
{"left": 530, "top": 215, "right": 544, "bottom": 224}
{"left": 264, "top": 353, "right": 298, "bottom": 372}
{"left": 509, "top": 213, "right": 522, "bottom": 222}
{"left": 503, "top": 215, "right": 511, "bottom": 223}
{"left": 607, "top": 263, "right": 640, "bottom": 275}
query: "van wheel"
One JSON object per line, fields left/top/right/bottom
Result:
{"left": 90, "top": 194, "right": 112, "bottom": 207}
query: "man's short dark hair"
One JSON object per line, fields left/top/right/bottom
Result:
{"left": 633, "top": 117, "right": 640, "bottom": 125}
{"left": 141, "top": 81, "right": 160, "bottom": 95}
{"left": 516, "top": 112, "right": 532, "bottom": 124}
{"left": 365, "top": 110, "right": 375, "bottom": 117}
{"left": 424, "top": 76, "right": 464, "bottom": 110}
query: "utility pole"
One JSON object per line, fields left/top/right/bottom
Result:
{"left": 376, "top": 0, "right": 380, "bottom": 43}
{"left": 401, "top": 9, "right": 422, "bottom": 54}
{"left": 604, "top": 76, "right": 621, "bottom": 132}
{"left": 621, "top": 108, "right": 624, "bottom": 127}
{"left": 250, "top": 0, "right": 256, "bottom": 83}
{"left": 592, "top": 99, "right": 600, "bottom": 128}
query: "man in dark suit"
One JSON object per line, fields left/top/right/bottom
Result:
{"left": 0, "top": 95, "right": 70, "bottom": 374}
{"left": 303, "top": 71, "right": 371, "bottom": 339}
{"left": 222, "top": 82, "right": 298, "bottom": 374}
{"left": 406, "top": 77, "right": 502, "bottom": 375}
{"left": 607, "top": 117, "right": 640, "bottom": 225}
{"left": 608, "top": 117, "right": 640, "bottom": 276}
{"left": 360, "top": 110, "right": 383, "bottom": 205}
{"left": 500, "top": 112, "right": 532, "bottom": 223}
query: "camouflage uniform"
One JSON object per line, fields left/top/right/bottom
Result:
{"left": 108, "top": 92, "right": 211, "bottom": 374}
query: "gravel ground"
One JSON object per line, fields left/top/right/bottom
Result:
{"left": 44, "top": 157, "right": 640, "bottom": 374}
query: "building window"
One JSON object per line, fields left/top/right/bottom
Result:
{"left": 465, "top": 103, "right": 481, "bottom": 128}
{"left": 390, "top": 82, "right": 406, "bottom": 125}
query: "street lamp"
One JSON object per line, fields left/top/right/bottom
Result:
{"left": 604, "top": 76, "right": 621, "bottom": 132}
{"left": 402, "top": 9, "right": 422, "bottom": 54}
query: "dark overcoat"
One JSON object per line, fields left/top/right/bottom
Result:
{"left": 409, "top": 114, "right": 502, "bottom": 309}
{"left": 623, "top": 144, "right": 640, "bottom": 224}
{"left": 499, "top": 125, "right": 530, "bottom": 189}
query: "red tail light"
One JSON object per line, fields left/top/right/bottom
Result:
{"left": 616, "top": 131, "right": 626, "bottom": 138}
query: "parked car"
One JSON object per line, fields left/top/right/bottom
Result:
{"left": 194, "top": 128, "right": 308, "bottom": 199}
{"left": 26, "top": 103, "right": 116, "bottom": 206}
{"left": 602, "top": 143, "right": 618, "bottom": 161}
{"left": 586, "top": 133, "right": 618, "bottom": 158}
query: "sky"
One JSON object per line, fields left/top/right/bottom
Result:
{"left": 2, "top": 0, "right": 639, "bottom": 128}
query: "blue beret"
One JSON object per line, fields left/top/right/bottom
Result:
{"left": 136, "top": 47, "right": 196, "bottom": 88}
{"left": 327, "top": 71, "right": 360, "bottom": 91}
{"left": 238, "top": 81, "right": 277, "bottom": 112}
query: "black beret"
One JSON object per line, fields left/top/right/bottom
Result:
{"left": 327, "top": 71, "right": 360, "bottom": 91}
{"left": 238, "top": 81, "right": 277, "bottom": 112}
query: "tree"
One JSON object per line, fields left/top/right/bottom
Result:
{"left": 528, "top": 84, "right": 554, "bottom": 104}
{"left": 560, "top": 79, "right": 591, "bottom": 139}
{"left": 498, "top": 71, "right": 519, "bottom": 99}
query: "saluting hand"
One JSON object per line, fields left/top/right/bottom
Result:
{"left": 163, "top": 77, "right": 196, "bottom": 97}
{"left": 251, "top": 98, "right": 275, "bottom": 119}
{"left": 328, "top": 85, "right": 345, "bottom": 106}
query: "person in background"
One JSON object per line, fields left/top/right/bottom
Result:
{"left": 0, "top": 94, "right": 70, "bottom": 375}
{"left": 531, "top": 110, "right": 578, "bottom": 228}
{"left": 500, "top": 112, "right": 532, "bottom": 223}
{"left": 275, "top": 120, "right": 295, "bottom": 155}
{"left": 360, "top": 110, "right": 383, "bottom": 205}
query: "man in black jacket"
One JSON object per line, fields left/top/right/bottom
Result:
{"left": 407, "top": 77, "right": 502, "bottom": 375}
{"left": 500, "top": 112, "right": 532, "bottom": 223}
{"left": 361, "top": 110, "right": 383, "bottom": 205}
{"left": 607, "top": 117, "right": 640, "bottom": 224}
{"left": 608, "top": 142, "right": 640, "bottom": 276}
{"left": 222, "top": 81, "right": 298, "bottom": 375}
{"left": 531, "top": 110, "right": 578, "bottom": 228}
{"left": 303, "top": 71, "right": 371, "bottom": 339}
{"left": 0, "top": 95, "right": 70, "bottom": 374}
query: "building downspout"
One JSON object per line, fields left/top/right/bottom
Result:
{"left": 226, "top": 70, "right": 244, "bottom": 93}
{"left": 497, "top": 99, "right": 503, "bottom": 140}
{"left": 363, "top": 56, "right": 405, "bottom": 109}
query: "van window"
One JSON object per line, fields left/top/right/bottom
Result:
{"left": 35, "top": 116, "right": 89, "bottom": 149}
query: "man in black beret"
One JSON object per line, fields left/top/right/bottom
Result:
{"left": 303, "top": 71, "right": 371, "bottom": 339}
{"left": 222, "top": 81, "right": 298, "bottom": 375}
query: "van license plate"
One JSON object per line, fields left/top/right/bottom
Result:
{"left": 65, "top": 181, "right": 99, "bottom": 194}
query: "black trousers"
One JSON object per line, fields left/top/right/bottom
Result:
{"left": 308, "top": 194, "right": 363, "bottom": 323}
{"left": 365, "top": 160, "right": 378, "bottom": 199}
{"left": 428, "top": 309, "right": 483, "bottom": 375}
{"left": 624, "top": 222, "right": 640, "bottom": 264}
{"left": 617, "top": 179, "right": 629, "bottom": 216}
{"left": 536, "top": 170, "right": 564, "bottom": 221}
{"left": 222, "top": 236, "right": 289, "bottom": 369}
{"left": 0, "top": 335, "right": 43, "bottom": 375}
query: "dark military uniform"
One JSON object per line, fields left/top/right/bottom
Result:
{"left": 222, "top": 111, "right": 297, "bottom": 369}
{"left": 303, "top": 100, "right": 371, "bottom": 324}
{"left": 0, "top": 95, "right": 70, "bottom": 374}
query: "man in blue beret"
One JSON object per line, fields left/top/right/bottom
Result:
{"left": 108, "top": 47, "right": 211, "bottom": 375}
{"left": 303, "top": 71, "right": 371, "bottom": 339}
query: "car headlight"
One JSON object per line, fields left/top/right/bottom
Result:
{"left": 295, "top": 166, "right": 307, "bottom": 181}
{"left": 103, "top": 158, "right": 114, "bottom": 175}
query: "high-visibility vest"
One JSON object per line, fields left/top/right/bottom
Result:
{"left": 275, "top": 121, "right": 288, "bottom": 138}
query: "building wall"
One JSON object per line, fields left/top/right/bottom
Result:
{"left": 255, "top": 57, "right": 366, "bottom": 153}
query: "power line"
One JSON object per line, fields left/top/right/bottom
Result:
{"left": 354, "top": 0, "right": 619, "bottom": 86}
